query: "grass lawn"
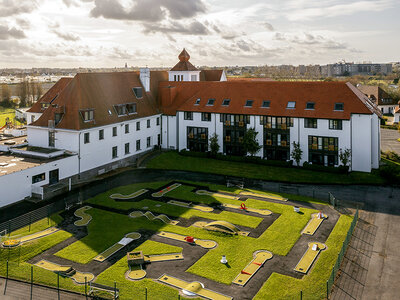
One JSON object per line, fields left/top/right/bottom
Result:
{"left": 148, "top": 152, "right": 384, "bottom": 185}
{"left": 254, "top": 214, "right": 353, "bottom": 300}
{"left": 7, "top": 213, "right": 63, "bottom": 238}
{"left": 0, "top": 108, "right": 23, "bottom": 127}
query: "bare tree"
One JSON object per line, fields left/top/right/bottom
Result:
{"left": 17, "top": 79, "right": 29, "bottom": 107}
{"left": 1, "top": 84, "right": 12, "bottom": 107}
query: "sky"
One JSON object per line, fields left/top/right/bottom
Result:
{"left": 0, "top": 0, "right": 399, "bottom": 68}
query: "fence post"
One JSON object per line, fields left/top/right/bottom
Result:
{"left": 313, "top": 189, "right": 315, "bottom": 198}
{"left": 3, "top": 261, "right": 8, "bottom": 295}
{"left": 30, "top": 266, "right": 33, "bottom": 300}
{"left": 57, "top": 273, "right": 60, "bottom": 300}
{"left": 327, "top": 280, "right": 329, "bottom": 299}
{"left": 300, "top": 290, "right": 302, "bottom": 300}
{"left": 29, "top": 213, "right": 32, "bottom": 232}
{"left": 145, "top": 287, "right": 147, "bottom": 300}
{"left": 85, "top": 276, "right": 87, "bottom": 299}
{"left": 114, "top": 281, "right": 117, "bottom": 300}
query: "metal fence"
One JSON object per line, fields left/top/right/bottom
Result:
{"left": 326, "top": 208, "right": 359, "bottom": 298}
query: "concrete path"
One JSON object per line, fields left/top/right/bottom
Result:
{"left": 381, "top": 128, "right": 400, "bottom": 153}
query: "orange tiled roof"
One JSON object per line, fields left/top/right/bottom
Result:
{"left": 200, "top": 70, "right": 223, "bottom": 81}
{"left": 357, "top": 85, "right": 396, "bottom": 106}
{"left": 27, "top": 78, "right": 72, "bottom": 113}
{"left": 170, "top": 48, "right": 198, "bottom": 72}
{"left": 31, "top": 72, "right": 159, "bottom": 130}
{"left": 158, "top": 81, "right": 380, "bottom": 119}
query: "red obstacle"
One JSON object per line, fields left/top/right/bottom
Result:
{"left": 184, "top": 236, "right": 195, "bottom": 243}
{"left": 240, "top": 203, "right": 247, "bottom": 210}
{"left": 241, "top": 270, "right": 251, "bottom": 275}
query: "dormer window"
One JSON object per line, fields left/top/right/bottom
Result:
{"left": 207, "top": 99, "right": 215, "bottom": 106}
{"left": 334, "top": 103, "right": 344, "bottom": 111}
{"left": 132, "top": 87, "right": 143, "bottom": 99}
{"left": 222, "top": 99, "right": 230, "bottom": 106}
{"left": 287, "top": 101, "right": 296, "bottom": 109}
{"left": 126, "top": 103, "right": 137, "bottom": 114}
{"left": 54, "top": 113, "right": 63, "bottom": 126}
{"left": 194, "top": 98, "right": 200, "bottom": 105}
{"left": 80, "top": 109, "right": 94, "bottom": 122}
{"left": 245, "top": 100, "right": 253, "bottom": 107}
{"left": 41, "top": 103, "right": 50, "bottom": 110}
{"left": 306, "top": 102, "right": 315, "bottom": 110}
{"left": 262, "top": 101, "right": 270, "bottom": 108}
{"left": 114, "top": 103, "right": 137, "bottom": 116}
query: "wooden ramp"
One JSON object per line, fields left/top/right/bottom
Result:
{"left": 158, "top": 274, "right": 232, "bottom": 300}
{"left": 294, "top": 242, "right": 326, "bottom": 274}
{"left": 232, "top": 251, "right": 273, "bottom": 286}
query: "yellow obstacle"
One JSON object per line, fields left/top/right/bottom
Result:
{"left": 94, "top": 232, "right": 141, "bottom": 262}
{"left": 152, "top": 183, "right": 182, "bottom": 197}
{"left": 302, "top": 213, "right": 327, "bottom": 235}
{"left": 167, "top": 200, "right": 214, "bottom": 212}
{"left": 239, "top": 191, "right": 288, "bottom": 201}
{"left": 294, "top": 242, "right": 327, "bottom": 274}
{"left": 129, "top": 211, "right": 179, "bottom": 225}
{"left": 74, "top": 206, "right": 93, "bottom": 226}
{"left": 232, "top": 251, "right": 273, "bottom": 286}
{"left": 144, "top": 253, "right": 183, "bottom": 263}
{"left": 192, "top": 221, "right": 250, "bottom": 236}
{"left": 110, "top": 189, "right": 148, "bottom": 200}
{"left": 127, "top": 265, "right": 147, "bottom": 280}
{"left": 222, "top": 203, "right": 272, "bottom": 216}
{"left": 2, "top": 227, "right": 61, "bottom": 248}
{"left": 158, "top": 274, "right": 233, "bottom": 300}
{"left": 196, "top": 190, "right": 239, "bottom": 200}
{"left": 157, "top": 231, "right": 217, "bottom": 249}
{"left": 35, "top": 260, "right": 94, "bottom": 284}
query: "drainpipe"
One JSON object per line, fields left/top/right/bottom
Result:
{"left": 78, "top": 131, "right": 81, "bottom": 179}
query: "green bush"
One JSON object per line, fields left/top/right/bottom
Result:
{"left": 379, "top": 164, "right": 400, "bottom": 184}
{"left": 302, "top": 162, "right": 348, "bottom": 174}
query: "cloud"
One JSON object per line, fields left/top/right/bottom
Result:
{"left": 143, "top": 20, "right": 209, "bottom": 35}
{"left": 0, "top": 25, "right": 26, "bottom": 40}
{"left": 53, "top": 30, "right": 81, "bottom": 41}
{"left": 264, "top": 22, "right": 274, "bottom": 31}
{"left": 90, "top": 0, "right": 206, "bottom": 21}
{"left": 0, "top": 0, "right": 37, "bottom": 17}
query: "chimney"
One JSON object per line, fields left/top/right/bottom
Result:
{"left": 140, "top": 68, "right": 150, "bottom": 92}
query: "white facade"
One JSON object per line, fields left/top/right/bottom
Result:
{"left": 168, "top": 71, "right": 201, "bottom": 82}
{"left": 379, "top": 104, "right": 397, "bottom": 114}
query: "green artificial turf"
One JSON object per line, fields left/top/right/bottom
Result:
{"left": 148, "top": 152, "right": 384, "bottom": 185}
{"left": 254, "top": 214, "right": 353, "bottom": 300}
{"left": 9, "top": 213, "right": 63, "bottom": 237}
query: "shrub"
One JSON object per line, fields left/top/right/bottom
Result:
{"left": 302, "top": 162, "right": 348, "bottom": 174}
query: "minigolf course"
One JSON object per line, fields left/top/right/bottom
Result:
{"left": 129, "top": 211, "right": 179, "bottom": 225}
{"left": 35, "top": 260, "right": 94, "bottom": 284}
{"left": 196, "top": 190, "right": 239, "bottom": 200}
{"left": 94, "top": 232, "right": 141, "bottom": 262}
{"left": 110, "top": 189, "right": 148, "bottom": 200}
{"left": 222, "top": 203, "right": 272, "bottom": 216}
{"left": 239, "top": 191, "right": 288, "bottom": 202}
{"left": 127, "top": 265, "right": 147, "bottom": 280}
{"left": 167, "top": 199, "right": 214, "bottom": 212}
{"left": 152, "top": 183, "right": 181, "bottom": 197}
{"left": 158, "top": 274, "right": 232, "bottom": 300}
{"left": 157, "top": 231, "right": 217, "bottom": 249}
{"left": 193, "top": 220, "right": 249, "bottom": 236}
{"left": 2, "top": 227, "right": 60, "bottom": 248}
{"left": 294, "top": 242, "right": 327, "bottom": 274}
{"left": 302, "top": 212, "right": 327, "bottom": 235}
{"left": 233, "top": 251, "right": 273, "bottom": 286}
{"left": 74, "top": 206, "right": 93, "bottom": 226}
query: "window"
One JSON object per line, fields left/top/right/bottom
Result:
{"left": 136, "top": 140, "right": 141, "bottom": 151}
{"left": 207, "top": 99, "right": 215, "bottom": 106}
{"left": 114, "top": 104, "right": 127, "bottom": 116}
{"left": 81, "top": 109, "right": 94, "bottom": 122}
{"left": 112, "top": 146, "right": 118, "bottom": 158}
{"left": 262, "top": 101, "right": 270, "bottom": 108}
{"left": 306, "top": 102, "right": 315, "bottom": 110}
{"left": 201, "top": 112, "right": 211, "bottom": 122}
{"left": 99, "top": 129, "right": 104, "bottom": 140}
{"left": 84, "top": 132, "right": 90, "bottom": 144}
{"left": 329, "top": 119, "right": 343, "bottom": 130}
{"left": 147, "top": 137, "right": 151, "bottom": 148}
{"left": 48, "top": 131, "right": 55, "bottom": 147}
{"left": 222, "top": 99, "right": 230, "bottom": 106}
{"left": 260, "top": 116, "right": 293, "bottom": 128}
{"left": 112, "top": 127, "right": 117, "bottom": 137}
{"left": 334, "top": 103, "right": 344, "bottom": 111}
{"left": 184, "top": 112, "right": 193, "bottom": 120}
{"left": 132, "top": 87, "right": 143, "bottom": 99}
{"left": 32, "top": 173, "right": 45, "bottom": 184}
{"left": 195, "top": 98, "right": 201, "bottom": 105}
{"left": 287, "top": 101, "right": 296, "bottom": 109}
{"left": 156, "top": 117, "right": 160, "bottom": 125}
{"left": 55, "top": 113, "right": 63, "bottom": 125}
{"left": 304, "top": 118, "right": 318, "bottom": 128}
{"left": 191, "top": 75, "right": 197, "bottom": 81}
{"left": 125, "top": 143, "right": 130, "bottom": 154}
{"left": 125, "top": 124, "right": 129, "bottom": 134}
{"left": 245, "top": 100, "right": 253, "bottom": 107}
{"left": 136, "top": 121, "right": 140, "bottom": 131}
{"left": 147, "top": 119, "right": 150, "bottom": 128}
{"left": 126, "top": 103, "right": 137, "bottom": 114}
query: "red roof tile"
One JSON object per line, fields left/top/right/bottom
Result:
{"left": 170, "top": 49, "right": 198, "bottom": 71}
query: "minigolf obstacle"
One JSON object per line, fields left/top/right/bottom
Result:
{"left": 152, "top": 183, "right": 181, "bottom": 197}
{"left": 94, "top": 232, "right": 141, "bottom": 262}
{"left": 158, "top": 274, "right": 232, "bottom": 300}
{"left": 302, "top": 212, "right": 327, "bottom": 235}
{"left": 110, "top": 189, "right": 148, "bottom": 200}
{"left": 74, "top": 206, "right": 93, "bottom": 226}
{"left": 294, "top": 242, "right": 327, "bottom": 274}
{"left": 35, "top": 260, "right": 94, "bottom": 284}
{"left": 196, "top": 190, "right": 239, "bottom": 200}
{"left": 1, "top": 227, "right": 60, "bottom": 248}
{"left": 129, "top": 211, "right": 179, "bottom": 225}
{"left": 193, "top": 220, "right": 250, "bottom": 236}
{"left": 157, "top": 231, "right": 217, "bottom": 249}
{"left": 167, "top": 199, "right": 214, "bottom": 212}
{"left": 233, "top": 250, "right": 273, "bottom": 286}
{"left": 222, "top": 203, "right": 272, "bottom": 216}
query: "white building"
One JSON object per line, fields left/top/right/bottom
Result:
{"left": 0, "top": 49, "right": 381, "bottom": 208}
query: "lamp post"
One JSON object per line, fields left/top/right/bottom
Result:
{"left": 221, "top": 255, "right": 227, "bottom": 264}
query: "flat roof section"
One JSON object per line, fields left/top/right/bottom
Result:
{"left": 0, "top": 136, "right": 27, "bottom": 147}
{"left": 0, "top": 154, "right": 44, "bottom": 177}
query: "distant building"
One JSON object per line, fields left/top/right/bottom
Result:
{"left": 323, "top": 63, "right": 392, "bottom": 77}
{"left": 357, "top": 85, "right": 397, "bottom": 114}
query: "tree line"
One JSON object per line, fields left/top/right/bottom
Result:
{"left": 1, "top": 80, "right": 43, "bottom": 108}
